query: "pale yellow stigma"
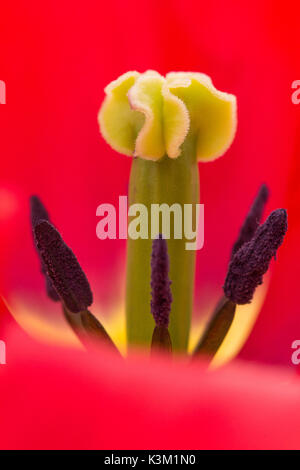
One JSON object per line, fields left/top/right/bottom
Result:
{"left": 98, "top": 70, "right": 237, "bottom": 162}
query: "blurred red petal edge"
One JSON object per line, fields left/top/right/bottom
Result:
{"left": 0, "top": 326, "right": 300, "bottom": 450}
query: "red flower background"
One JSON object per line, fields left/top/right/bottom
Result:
{"left": 0, "top": 0, "right": 300, "bottom": 449}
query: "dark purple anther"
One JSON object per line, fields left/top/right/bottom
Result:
{"left": 30, "top": 195, "right": 60, "bottom": 301}
{"left": 224, "top": 209, "right": 287, "bottom": 304}
{"left": 30, "top": 195, "right": 50, "bottom": 228}
{"left": 34, "top": 220, "right": 93, "bottom": 313}
{"left": 231, "top": 184, "right": 269, "bottom": 257}
{"left": 150, "top": 234, "right": 172, "bottom": 328}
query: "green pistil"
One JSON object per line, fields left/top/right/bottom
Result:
{"left": 126, "top": 135, "right": 199, "bottom": 351}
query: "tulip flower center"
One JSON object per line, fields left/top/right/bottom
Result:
{"left": 23, "top": 71, "right": 287, "bottom": 365}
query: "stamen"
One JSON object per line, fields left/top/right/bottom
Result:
{"left": 193, "top": 298, "right": 236, "bottom": 358}
{"left": 34, "top": 220, "right": 93, "bottom": 313}
{"left": 151, "top": 326, "right": 172, "bottom": 354}
{"left": 80, "top": 310, "right": 121, "bottom": 354}
{"left": 30, "top": 195, "right": 60, "bottom": 301}
{"left": 150, "top": 234, "right": 172, "bottom": 328}
{"left": 30, "top": 195, "right": 50, "bottom": 228}
{"left": 231, "top": 183, "right": 269, "bottom": 256}
{"left": 63, "top": 307, "right": 121, "bottom": 355}
{"left": 224, "top": 209, "right": 288, "bottom": 304}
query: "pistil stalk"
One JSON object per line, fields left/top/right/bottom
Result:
{"left": 126, "top": 135, "right": 199, "bottom": 351}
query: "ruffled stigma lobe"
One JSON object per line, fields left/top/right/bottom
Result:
{"left": 150, "top": 235, "right": 172, "bottom": 328}
{"left": 224, "top": 209, "right": 288, "bottom": 304}
{"left": 34, "top": 220, "right": 93, "bottom": 313}
{"left": 99, "top": 70, "right": 237, "bottom": 162}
